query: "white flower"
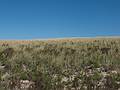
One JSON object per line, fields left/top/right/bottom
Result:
{"left": 61, "top": 77, "right": 68, "bottom": 82}
{"left": 111, "top": 70, "right": 117, "bottom": 74}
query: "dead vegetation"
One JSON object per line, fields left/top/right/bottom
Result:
{"left": 0, "top": 38, "right": 120, "bottom": 90}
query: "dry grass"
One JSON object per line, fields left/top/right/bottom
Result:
{"left": 0, "top": 37, "right": 119, "bottom": 45}
{"left": 0, "top": 37, "right": 120, "bottom": 90}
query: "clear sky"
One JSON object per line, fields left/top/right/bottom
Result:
{"left": 0, "top": 0, "right": 120, "bottom": 39}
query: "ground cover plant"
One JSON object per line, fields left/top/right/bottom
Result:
{"left": 0, "top": 38, "right": 120, "bottom": 90}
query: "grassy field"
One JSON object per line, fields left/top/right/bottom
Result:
{"left": 0, "top": 38, "right": 120, "bottom": 90}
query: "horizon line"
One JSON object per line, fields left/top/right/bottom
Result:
{"left": 0, "top": 36, "right": 120, "bottom": 41}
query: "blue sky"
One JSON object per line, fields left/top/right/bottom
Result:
{"left": 0, "top": 0, "right": 120, "bottom": 39}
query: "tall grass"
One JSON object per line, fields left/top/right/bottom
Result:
{"left": 0, "top": 38, "right": 120, "bottom": 90}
